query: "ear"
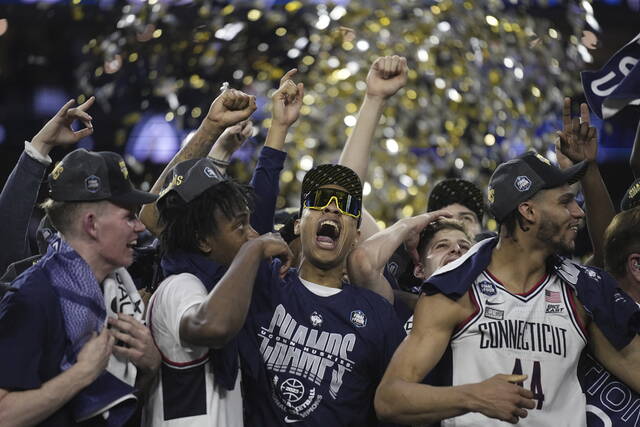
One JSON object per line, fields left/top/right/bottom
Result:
{"left": 517, "top": 201, "right": 536, "bottom": 223}
{"left": 197, "top": 235, "right": 212, "bottom": 254}
{"left": 293, "top": 219, "right": 301, "bottom": 236}
{"left": 81, "top": 210, "right": 99, "bottom": 240}
{"left": 414, "top": 262, "right": 427, "bottom": 280}
{"left": 627, "top": 254, "right": 640, "bottom": 282}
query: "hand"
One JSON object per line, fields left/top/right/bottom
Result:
{"left": 469, "top": 374, "right": 535, "bottom": 424}
{"left": 211, "top": 120, "right": 254, "bottom": 157}
{"left": 272, "top": 69, "right": 304, "bottom": 127}
{"left": 256, "top": 232, "right": 294, "bottom": 278}
{"left": 403, "top": 210, "right": 452, "bottom": 265}
{"left": 75, "top": 327, "right": 114, "bottom": 383}
{"left": 108, "top": 313, "right": 161, "bottom": 374}
{"left": 201, "top": 88, "right": 257, "bottom": 132}
{"left": 366, "top": 56, "right": 408, "bottom": 99}
{"left": 31, "top": 97, "right": 95, "bottom": 156}
{"left": 555, "top": 97, "right": 598, "bottom": 168}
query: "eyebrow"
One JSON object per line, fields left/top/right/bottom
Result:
{"left": 558, "top": 192, "right": 575, "bottom": 202}
{"left": 234, "top": 213, "right": 249, "bottom": 223}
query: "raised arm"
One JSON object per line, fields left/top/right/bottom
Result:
{"left": 249, "top": 69, "right": 303, "bottom": 234}
{"left": 207, "top": 120, "right": 254, "bottom": 176}
{"left": 0, "top": 97, "right": 94, "bottom": 271}
{"left": 179, "top": 233, "right": 292, "bottom": 348}
{"left": 338, "top": 56, "right": 407, "bottom": 241}
{"left": 375, "top": 292, "right": 534, "bottom": 424}
{"left": 348, "top": 210, "right": 449, "bottom": 303}
{"left": 139, "top": 89, "right": 256, "bottom": 235}
{"left": 555, "top": 97, "right": 615, "bottom": 268}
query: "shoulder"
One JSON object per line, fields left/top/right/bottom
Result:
{"left": 2, "top": 264, "right": 57, "bottom": 309}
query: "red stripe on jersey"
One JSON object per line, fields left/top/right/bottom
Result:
{"left": 485, "top": 269, "right": 549, "bottom": 297}
{"left": 454, "top": 287, "right": 481, "bottom": 333}
{"left": 566, "top": 285, "right": 588, "bottom": 337}
{"left": 148, "top": 294, "right": 210, "bottom": 368}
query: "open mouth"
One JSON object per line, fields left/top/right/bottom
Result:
{"left": 316, "top": 219, "right": 341, "bottom": 249}
{"left": 126, "top": 240, "right": 138, "bottom": 249}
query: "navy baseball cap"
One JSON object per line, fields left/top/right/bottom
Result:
{"left": 428, "top": 178, "right": 485, "bottom": 222}
{"left": 621, "top": 177, "right": 640, "bottom": 211}
{"left": 157, "top": 158, "right": 226, "bottom": 205}
{"left": 48, "top": 149, "right": 157, "bottom": 206}
{"left": 487, "top": 151, "right": 588, "bottom": 222}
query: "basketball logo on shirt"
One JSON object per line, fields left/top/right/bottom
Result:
{"left": 281, "top": 378, "right": 305, "bottom": 404}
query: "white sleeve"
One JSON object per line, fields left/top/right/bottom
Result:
{"left": 149, "top": 273, "right": 209, "bottom": 363}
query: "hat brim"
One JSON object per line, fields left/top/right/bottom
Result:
{"left": 110, "top": 189, "right": 158, "bottom": 207}
{"left": 544, "top": 160, "right": 588, "bottom": 189}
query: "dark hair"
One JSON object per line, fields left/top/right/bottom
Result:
{"left": 498, "top": 209, "right": 530, "bottom": 238}
{"left": 417, "top": 218, "right": 471, "bottom": 259}
{"left": 157, "top": 180, "right": 254, "bottom": 255}
{"left": 604, "top": 207, "right": 640, "bottom": 278}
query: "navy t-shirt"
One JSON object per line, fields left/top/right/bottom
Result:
{"left": 579, "top": 351, "right": 640, "bottom": 426}
{"left": 0, "top": 264, "right": 81, "bottom": 426}
{"left": 238, "top": 260, "right": 405, "bottom": 426}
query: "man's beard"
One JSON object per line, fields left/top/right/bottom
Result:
{"left": 536, "top": 216, "right": 574, "bottom": 256}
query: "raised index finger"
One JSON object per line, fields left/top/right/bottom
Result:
{"left": 56, "top": 99, "right": 77, "bottom": 117}
{"left": 580, "top": 103, "right": 590, "bottom": 127}
{"left": 563, "top": 97, "right": 572, "bottom": 132}
{"left": 280, "top": 69, "right": 298, "bottom": 87}
{"left": 77, "top": 96, "right": 96, "bottom": 112}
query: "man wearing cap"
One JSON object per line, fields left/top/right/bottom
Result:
{"left": 375, "top": 150, "right": 640, "bottom": 426}
{"left": 143, "top": 158, "right": 292, "bottom": 426}
{"left": 238, "top": 163, "right": 405, "bottom": 426}
{"left": 0, "top": 148, "right": 160, "bottom": 426}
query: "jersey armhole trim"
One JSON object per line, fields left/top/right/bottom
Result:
{"left": 564, "top": 284, "right": 588, "bottom": 344}
{"left": 452, "top": 286, "right": 482, "bottom": 339}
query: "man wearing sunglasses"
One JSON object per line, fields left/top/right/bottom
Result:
{"left": 238, "top": 163, "right": 405, "bottom": 426}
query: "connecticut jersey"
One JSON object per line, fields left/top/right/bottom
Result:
{"left": 442, "top": 270, "right": 588, "bottom": 426}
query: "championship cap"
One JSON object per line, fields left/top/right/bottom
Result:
{"left": 487, "top": 151, "right": 587, "bottom": 222}
{"left": 620, "top": 177, "right": 640, "bottom": 211}
{"left": 157, "top": 158, "right": 226, "bottom": 205}
{"left": 428, "top": 178, "right": 485, "bottom": 222}
{"left": 48, "top": 148, "right": 157, "bottom": 206}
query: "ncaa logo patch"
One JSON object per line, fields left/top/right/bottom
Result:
{"left": 514, "top": 176, "right": 532, "bottom": 192}
{"left": 350, "top": 310, "right": 367, "bottom": 328}
{"left": 478, "top": 280, "right": 497, "bottom": 296}
{"left": 204, "top": 166, "right": 217, "bottom": 178}
{"left": 310, "top": 311, "right": 323, "bottom": 327}
{"left": 85, "top": 175, "right": 101, "bottom": 193}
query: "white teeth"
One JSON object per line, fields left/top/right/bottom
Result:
{"left": 320, "top": 220, "right": 339, "bottom": 230}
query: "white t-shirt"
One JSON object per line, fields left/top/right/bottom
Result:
{"left": 142, "top": 273, "right": 243, "bottom": 427}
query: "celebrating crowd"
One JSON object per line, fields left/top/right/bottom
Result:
{"left": 1, "top": 54, "right": 640, "bottom": 427}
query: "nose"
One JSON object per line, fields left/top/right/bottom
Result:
{"left": 247, "top": 225, "right": 259, "bottom": 240}
{"left": 133, "top": 217, "right": 146, "bottom": 233}
{"left": 323, "top": 199, "right": 341, "bottom": 215}
{"left": 450, "top": 244, "right": 462, "bottom": 255}
{"left": 570, "top": 200, "right": 585, "bottom": 219}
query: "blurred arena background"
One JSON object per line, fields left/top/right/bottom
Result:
{"left": 0, "top": 0, "right": 638, "bottom": 255}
